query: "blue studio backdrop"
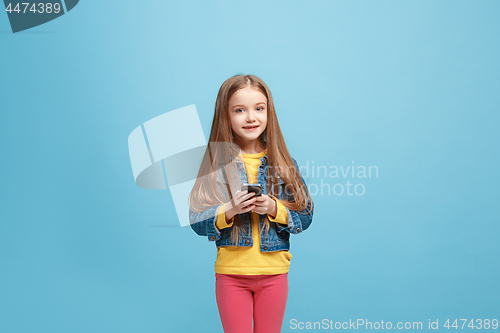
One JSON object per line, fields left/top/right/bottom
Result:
{"left": 1, "top": 1, "right": 499, "bottom": 332}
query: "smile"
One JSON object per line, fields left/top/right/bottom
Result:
{"left": 243, "top": 125, "right": 259, "bottom": 131}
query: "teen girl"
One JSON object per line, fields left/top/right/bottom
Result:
{"left": 189, "top": 74, "right": 314, "bottom": 333}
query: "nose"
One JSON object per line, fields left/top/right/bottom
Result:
{"left": 246, "top": 110, "right": 256, "bottom": 123}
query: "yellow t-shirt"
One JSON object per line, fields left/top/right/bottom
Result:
{"left": 214, "top": 148, "right": 292, "bottom": 275}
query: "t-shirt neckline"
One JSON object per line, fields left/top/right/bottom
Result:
{"left": 241, "top": 148, "right": 267, "bottom": 158}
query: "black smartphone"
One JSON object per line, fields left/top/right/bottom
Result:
{"left": 241, "top": 183, "right": 262, "bottom": 197}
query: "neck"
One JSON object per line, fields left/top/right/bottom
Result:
{"left": 235, "top": 139, "right": 265, "bottom": 155}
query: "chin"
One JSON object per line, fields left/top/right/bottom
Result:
{"left": 246, "top": 133, "right": 263, "bottom": 140}
{"left": 234, "top": 130, "right": 264, "bottom": 143}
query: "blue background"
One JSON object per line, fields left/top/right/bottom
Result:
{"left": 1, "top": 1, "right": 499, "bottom": 332}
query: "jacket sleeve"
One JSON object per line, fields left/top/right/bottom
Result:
{"left": 268, "top": 199, "right": 288, "bottom": 225}
{"left": 275, "top": 158, "right": 314, "bottom": 235}
{"left": 215, "top": 204, "right": 235, "bottom": 230}
{"left": 189, "top": 204, "right": 225, "bottom": 242}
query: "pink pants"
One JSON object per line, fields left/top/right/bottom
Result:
{"left": 215, "top": 273, "right": 288, "bottom": 333}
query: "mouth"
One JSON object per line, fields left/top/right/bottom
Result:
{"left": 243, "top": 125, "right": 259, "bottom": 131}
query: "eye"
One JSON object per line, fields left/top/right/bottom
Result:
{"left": 256, "top": 106, "right": 265, "bottom": 111}
{"left": 235, "top": 108, "right": 244, "bottom": 113}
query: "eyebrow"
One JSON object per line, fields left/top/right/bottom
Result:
{"left": 231, "top": 102, "right": 267, "bottom": 108}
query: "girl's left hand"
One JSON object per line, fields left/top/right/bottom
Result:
{"left": 252, "top": 194, "right": 278, "bottom": 218}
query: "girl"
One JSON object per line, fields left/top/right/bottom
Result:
{"left": 189, "top": 74, "right": 314, "bottom": 333}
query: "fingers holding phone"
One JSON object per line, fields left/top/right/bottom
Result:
{"left": 224, "top": 184, "right": 263, "bottom": 221}
{"left": 252, "top": 195, "right": 277, "bottom": 216}
{"left": 227, "top": 190, "right": 257, "bottom": 216}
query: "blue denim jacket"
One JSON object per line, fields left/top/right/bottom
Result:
{"left": 189, "top": 155, "right": 314, "bottom": 252}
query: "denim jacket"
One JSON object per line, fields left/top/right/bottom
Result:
{"left": 189, "top": 155, "right": 314, "bottom": 252}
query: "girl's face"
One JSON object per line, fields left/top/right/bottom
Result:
{"left": 227, "top": 86, "right": 268, "bottom": 147}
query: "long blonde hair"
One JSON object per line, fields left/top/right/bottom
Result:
{"left": 189, "top": 74, "right": 313, "bottom": 244}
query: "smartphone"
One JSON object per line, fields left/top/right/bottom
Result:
{"left": 241, "top": 183, "right": 262, "bottom": 197}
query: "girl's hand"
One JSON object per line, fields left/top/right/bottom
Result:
{"left": 252, "top": 194, "right": 278, "bottom": 218}
{"left": 224, "top": 190, "right": 257, "bottom": 221}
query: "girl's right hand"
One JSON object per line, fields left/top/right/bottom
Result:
{"left": 224, "top": 190, "right": 257, "bottom": 221}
